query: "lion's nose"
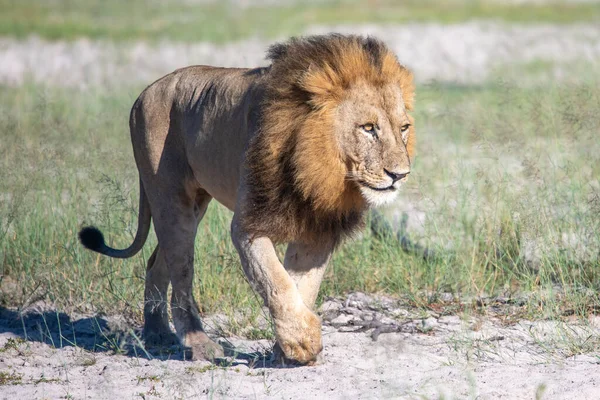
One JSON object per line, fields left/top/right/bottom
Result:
{"left": 384, "top": 168, "right": 410, "bottom": 183}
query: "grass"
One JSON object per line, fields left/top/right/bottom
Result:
{"left": 0, "top": 338, "right": 25, "bottom": 352}
{"left": 0, "top": 76, "right": 599, "bottom": 332}
{"left": 0, "top": 371, "right": 23, "bottom": 385}
{"left": 0, "top": 0, "right": 599, "bottom": 43}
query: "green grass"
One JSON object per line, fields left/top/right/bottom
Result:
{"left": 0, "top": 371, "right": 23, "bottom": 386}
{"left": 0, "top": 0, "right": 599, "bottom": 43}
{"left": 0, "top": 77, "right": 599, "bottom": 330}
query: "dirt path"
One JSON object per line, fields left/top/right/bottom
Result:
{"left": 1, "top": 293, "right": 599, "bottom": 399}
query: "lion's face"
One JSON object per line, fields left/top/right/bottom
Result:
{"left": 245, "top": 34, "right": 415, "bottom": 243}
{"left": 336, "top": 81, "right": 414, "bottom": 207}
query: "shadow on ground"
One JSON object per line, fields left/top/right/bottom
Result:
{"left": 0, "top": 306, "right": 290, "bottom": 367}
{"left": 0, "top": 305, "right": 149, "bottom": 355}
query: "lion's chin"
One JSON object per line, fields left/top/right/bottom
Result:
{"left": 359, "top": 184, "right": 400, "bottom": 207}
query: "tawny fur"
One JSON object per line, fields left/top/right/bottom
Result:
{"left": 79, "top": 34, "right": 416, "bottom": 364}
{"left": 244, "top": 34, "right": 415, "bottom": 244}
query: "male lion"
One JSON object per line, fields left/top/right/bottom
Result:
{"left": 79, "top": 34, "right": 415, "bottom": 364}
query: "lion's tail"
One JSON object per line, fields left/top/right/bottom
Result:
{"left": 79, "top": 176, "right": 151, "bottom": 259}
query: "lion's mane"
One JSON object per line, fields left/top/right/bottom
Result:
{"left": 243, "top": 34, "right": 415, "bottom": 245}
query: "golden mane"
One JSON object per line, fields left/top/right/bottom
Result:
{"left": 243, "top": 34, "right": 415, "bottom": 245}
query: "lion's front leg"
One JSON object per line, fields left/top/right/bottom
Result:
{"left": 231, "top": 217, "right": 323, "bottom": 364}
{"left": 270, "top": 239, "right": 335, "bottom": 365}
{"left": 284, "top": 240, "right": 334, "bottom": 309}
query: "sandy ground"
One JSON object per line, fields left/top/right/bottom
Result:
{"left": 1, "top": 293, "right": 600, "bottom": 399}
{"left": 0, "top": 22, "right": 599, "bottom": 88}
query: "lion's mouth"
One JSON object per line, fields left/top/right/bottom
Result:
{"left": 359, "top": 181, "right": 396, "bottom": 192}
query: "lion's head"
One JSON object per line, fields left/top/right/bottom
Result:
{"left": 244, "top": 34, "right": 415, "bottom": 244}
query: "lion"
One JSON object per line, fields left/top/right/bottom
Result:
{"left": 79, "top": 34, "right": 415, "bottom": 364}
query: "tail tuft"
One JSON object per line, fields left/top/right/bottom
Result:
{"left": 79, "top": 226, "right": 106, "bottom": 253}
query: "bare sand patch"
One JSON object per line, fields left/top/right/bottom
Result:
{"left": 1, "top": 293, "right": 599, "bottom": 399}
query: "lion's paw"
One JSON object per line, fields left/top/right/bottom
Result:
{"left": 272, "top": 342, "right": 324, "bottom": 367}
{"left": 143, "top": 329, "right": 180, "bottom": 348}
{"left": 273, "top": 305, "right": 323, "bottom": 365}
{"left": 182, "top": 331, "right": 225, "bottom": 361}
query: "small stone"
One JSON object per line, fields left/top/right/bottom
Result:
{"left": 390, "top": 309, "right": 409, "bottom": 318}
{"left": 320, "top": 300, "right": 342, "bottom": 313}
{"left": 378, "top": 316, "right": 396, "bottom": 325}
{"left": 420, "top": 317, "right": 438, "bottom": 332}
{"left": 331, "top": 314, "right": 355, "bottom": 325}
{"left": 360, "top": 313, "right": 375, "bottom": 322}
{"left": 341, "top": 307, "right": 363, "bottom": 316}
{"left": 345, "top": 292, "right": 372, "bottom": 309}
{"left": 440, "top": 293, "right": 454, "bottom": 302}
{"left": 400, "top": 322, "right": 417, "bottom": 334}
{"left": 589, "top": 316, "right": 600, "bottom": 328}
{"left": 346, "top": 300, "right": 365, "bottom": 309}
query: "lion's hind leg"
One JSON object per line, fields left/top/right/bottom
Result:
{"left": 143, "top": 245, "right": 180, "bottom": 347}
{"left": 147, "top": 184, "right": 224, "bottom": 361}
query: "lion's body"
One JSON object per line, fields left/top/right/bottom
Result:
{"left": 131, "top": 66, "right": 260, "bottom": 211}
{"left": 79, "top": 34, "right": 415, "bottom": 364}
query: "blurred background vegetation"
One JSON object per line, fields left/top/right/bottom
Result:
{"left": 1, "top": 0, "right": 599, "bottom": 42}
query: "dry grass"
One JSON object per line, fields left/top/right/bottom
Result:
{"left": 0, "top": 78, "right": 598, "bottom": 328}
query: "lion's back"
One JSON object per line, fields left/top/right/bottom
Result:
{"left": 129, "top": 65, "right": 268, "bottom": 209}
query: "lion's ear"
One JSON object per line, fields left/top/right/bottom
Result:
{"left": 400, "top": 72, "right": 415, "bottom": 111}
{"left": 380, "top": 52, "right": 415, "bottom": 111}
{"left": 398, "top": 69, "right": 415, "bottom": 111}
{"left": 406, "top": 114, "right": 416, "bottom": 161}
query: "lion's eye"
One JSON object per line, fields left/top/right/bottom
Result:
{"left": 361, "top": 123, "right": 378, "bottom": 138}
{"left": 401, "top": 124, "right": 411, "bottom": 142}
{"left": 362, "top": 123, "right": 375, "bottom": 132}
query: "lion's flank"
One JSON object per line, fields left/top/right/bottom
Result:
{"left": 243, "top": 34, "right": 414, "bottom": 245}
